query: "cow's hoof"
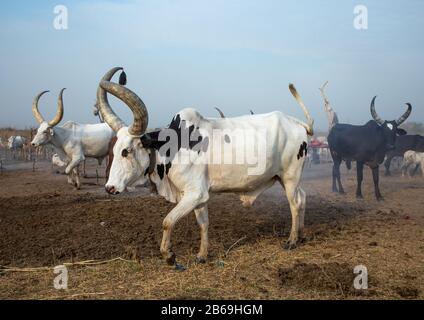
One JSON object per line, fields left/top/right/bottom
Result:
{"left": 332, "top": 189, "right": 338, "bottom": 193}
{"left": 376, "top": 196, "right": 384, "bottom": 201}
{"left": 165, "top": 252, "right": 176, "bottom": 266}
{"left": 195, "top": 256, "right": 207, "bottom": 264}
{"left": 356, "top": 194, "right": 363, "bottom": 199}
{"left": 283, "top": 242, "right": 297, "bottom": 250}
{"left": 339, "top": 190, "right": 345, "bottom": 195}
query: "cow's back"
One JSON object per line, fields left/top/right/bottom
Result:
{"left": 66, "top": 123, "right": 115, "bottom": 158}
{"left": 203, "top": 111, "right": 307, "bottom": 191}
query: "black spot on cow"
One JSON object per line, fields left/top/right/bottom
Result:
{"left": 165, "top": 162, "right": 171, "bottom": 175}
{"left": 224, "top": 134, "right": 231, "bottom": 143}
{"left": 157, "top": 164, "right": 165, "bottom": 180}
{"left": 140, "top": 113, "right": 209, "bottom": 173}
{"left": 297, "top": 141, "right": 308, "bottom": 160}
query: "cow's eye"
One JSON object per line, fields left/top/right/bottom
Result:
{"left": 121, "top": 149, "right": 129, "bottom": 158}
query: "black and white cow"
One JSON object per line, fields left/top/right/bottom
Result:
{"left": 384, "top": 134, "right": 424, "bottom": 176}
{"left": 97, "top": 67, "right": 314, "bottom": 265}
{"left": 328, "top": 96, "right": 411, "bottom": 200}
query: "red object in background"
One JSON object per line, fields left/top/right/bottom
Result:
{"left": 309, "top": 139, "right": 328, "bottom": 148}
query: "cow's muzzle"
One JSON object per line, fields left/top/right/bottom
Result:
{"left": 105, "top": 185, "right": 120, "bottom": 195}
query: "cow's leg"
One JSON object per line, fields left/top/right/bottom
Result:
{"left": 356, "top": 162, "right": 364, "bottom": 199}
{"left": 371, "top": 166, "right": 383, "bottom": 200}
{"left": 332, "top": 163, "right": 338, "bottom": 193}
{"left": 332, "top": 158, "right": 344, "bottom": 194}
{"left": 384, "top": 156, "right": 393, "bottom": 176}
{"left": 194, "top": 205, "right": 209, "bottom": 263}
{"left": 281, "top": 173, "right": 306, "bottom": 250}
{"left": 65, "top": 156, "right": 84, "bottom": 189}
{"left": 160, "top": 192, "right": 209, "bottom": 265}
{"left": 401, "top": 160, "right": 410, "bottom": 177}
{"left": 74, "top": 166, "right": 81, "bottom": 189}
{"left": 411, "top": 163, "right": 420, "bottom": 177}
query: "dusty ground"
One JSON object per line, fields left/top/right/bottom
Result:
{"left": 0, "top": 159, "right": 423, "bottom": 300}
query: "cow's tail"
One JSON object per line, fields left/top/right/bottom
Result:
{"left": 289, "top": 84, "right": 314, "bottom": 136}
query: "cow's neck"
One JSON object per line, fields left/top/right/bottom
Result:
{"left": 148, "top": 149, "right": 180, "bottom": 203}
{"left": 48, "top": 127, "right": 72, "bottom": 153}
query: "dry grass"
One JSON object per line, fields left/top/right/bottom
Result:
{"left": 0, "top": 162, "right": 423, "bottom": 300}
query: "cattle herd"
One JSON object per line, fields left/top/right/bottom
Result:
{"left": 1, "top": 67, "right": 423, "bottom": 267}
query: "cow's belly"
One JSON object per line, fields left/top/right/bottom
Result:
{"left": 208, "top": 164, "right": 278, "bottom": 192}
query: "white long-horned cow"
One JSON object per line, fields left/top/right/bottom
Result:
{"left": 98, "top": 67, "right": 314, "bottom": 265}
{"left": 30, "top": 88, "right": 116, "bottom": 189}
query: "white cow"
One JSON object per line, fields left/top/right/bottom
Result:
{"left": 402, "top": 150, "right": 424, "bottom": 177}
{"left": 97, "top": 67, "right": 314, "bottom": 265}
{"left": 30, "top": 89, "right": 116, "bottom": 189}
{"left": 7, "top": 135, "right": 26, "bottom": 159}
{"left": 8, "top": 135, "right": 26, "bottom": 150}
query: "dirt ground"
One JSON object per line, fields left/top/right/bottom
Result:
{"left": 0, "top": 158, "right": 423, "bottom": 300}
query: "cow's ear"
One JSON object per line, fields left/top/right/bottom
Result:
{"left": 396, "top": 128, "right": 407, "bottom": 136}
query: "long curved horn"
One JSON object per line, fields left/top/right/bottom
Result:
{"left": 214, "top": 107, "right": 225, "bottom": 118}
{"left": 32, "top": 91, "right": 49, "bottom": 124}
{"left": 289, "top": 84, "right": 314, "bottom": 136}
{"left": 319, "top": 81, "right": 331, "bottom": 112}
{"left": 99, "top": 76, "right": 148, "bottom": 136}
{"left": 370, "top": 96, "right": 384, "bottom": 125}
{"left": 396, "top": 103, "right": 412, "bottom": 125}
{"left": 97, "top": 67, "right": 127, "bottom": 132}
{"left": 48, "top": 88, "right": 65, "bottom": 126}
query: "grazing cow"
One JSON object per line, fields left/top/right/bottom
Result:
{"left": 401, "top": 150, "right": 424, "bottom": 177}
{"left": 384, "top": 135, "right": 424, "bottom": 175}
{"left": 328, "top": 96, "right": 411, "bottom": 200}
{"left": 30, "top": 89, "right": 116, "bottom": 189}
{"left": 97, "top": 67, "right": 314, "bottom": 265}
{"left": 7, "top": 136, "right": 26, "bottom": 159}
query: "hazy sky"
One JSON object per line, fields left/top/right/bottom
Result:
{"left": 0, "top": 0, "right": 423, "bottom": 131}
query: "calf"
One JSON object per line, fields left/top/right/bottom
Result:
{"left": 401, "top": 150, "right": 424, "bottom": 177}
{"left": 328, "top": 96, "right": 411, "bottom": 200}
{"left": 384, "top": 135, "right": 424, "bottom": 175}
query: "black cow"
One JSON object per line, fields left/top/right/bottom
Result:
{"left": 328, "top": 96, "right": 411, "bottom": 200}
{"left": 384, "top": 134, "right": 424, "bottom": 175}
